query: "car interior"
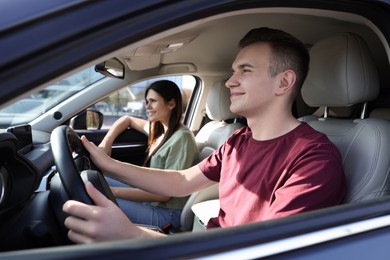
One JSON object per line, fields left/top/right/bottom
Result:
{"left": 172, "top": 30, "right": 390, "bottom": 231}
{"left": 180, "top": 82, "right": 244, "bottom": 232}
{"left": 300, "top": 32, "right": 390, "bottom": 204}
{"left": 1, "top": 2, "right": 390, "bottom": 257}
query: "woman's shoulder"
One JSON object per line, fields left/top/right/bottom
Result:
{"left": 159, "top": 125, "right": 198, "bottom": 153}
{"left": 170, "top": 126, "right": 197, "bottom": 148}
{"left": 173, "top": 125, "right": 195, "bottom": 137}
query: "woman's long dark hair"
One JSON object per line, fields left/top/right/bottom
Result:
{"left": 143, "top": 80, "right": 183, "bottom": 166}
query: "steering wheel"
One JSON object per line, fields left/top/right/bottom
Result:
{"left": 50, "top": 125, "right": 117, "bottom": 205}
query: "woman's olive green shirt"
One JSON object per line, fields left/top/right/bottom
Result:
{"left": 148, "top": 127, "right": 199, "bottom": 209}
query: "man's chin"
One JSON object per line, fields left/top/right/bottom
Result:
{"left": 229, "top": 106, "right": 242, "bottom": 116}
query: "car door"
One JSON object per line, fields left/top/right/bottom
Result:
{"left": 75, "top": 127, "right": 148, "bottom": 166}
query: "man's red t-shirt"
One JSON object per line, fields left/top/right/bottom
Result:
{"left": 198, "top": 123, "right": 346, "bottom": 228}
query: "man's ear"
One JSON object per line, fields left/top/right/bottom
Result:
{"left": 275, "top": 70, "right": 296, "bottom": 96}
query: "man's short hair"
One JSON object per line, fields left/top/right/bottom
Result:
{"left": 239, "top": 27, "right": 310, "bottom": 93}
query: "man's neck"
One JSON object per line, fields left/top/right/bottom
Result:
{"left": 247, "top": 114, "right": 301, "bottom": 141}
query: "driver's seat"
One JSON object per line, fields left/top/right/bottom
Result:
{"left": 301, "top": 32, "right": 390, "bottom": 203}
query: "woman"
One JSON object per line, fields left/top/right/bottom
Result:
{"left": 99, "top": 80, "right": 199, "bottom": 229}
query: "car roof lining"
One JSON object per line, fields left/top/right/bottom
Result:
{"left": 27, "top": 6, "right": 390, "bottom": 109}
{"left": 104, "top": 7, "right": 389, "bottom": 87}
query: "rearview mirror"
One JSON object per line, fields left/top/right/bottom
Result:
{"left": 95, "top": 58, "right": 125, "bottom": 79}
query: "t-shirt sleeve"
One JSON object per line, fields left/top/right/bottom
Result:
{"left": 198, "top": 141, "right": 226, "bottom": 182}
{"left": 198, "top": 127, "right": 245, "bottom": 182}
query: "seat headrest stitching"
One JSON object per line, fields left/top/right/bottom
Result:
{"left": 344, "top": 121, "right": 381, "bottom": 200}
{"left": 358, "top": 38, "right": 369, "bottom": 102}
{"left": 345, "top": 35, "right": 351, "bottom": 105}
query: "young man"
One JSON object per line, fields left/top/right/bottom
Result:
{"left": 63, "top": 27, "right": 346, "bottom": 243}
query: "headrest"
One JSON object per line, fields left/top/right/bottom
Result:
{"left": 302, "top": 33, "right": 379, "bottom": 107}
{"left": 206, "top": 81, "right": 238, "bottom": 121}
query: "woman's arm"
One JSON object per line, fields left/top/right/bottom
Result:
{"left": 99, "top": 116, "right": 148, "bottom": 155}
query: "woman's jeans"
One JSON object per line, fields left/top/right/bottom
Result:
{"left": 106, "top": 177, "right": 182, "bottom": 229}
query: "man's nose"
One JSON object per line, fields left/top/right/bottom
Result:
{"left": 225, "top": 75, "right": 237, "bottom": 88}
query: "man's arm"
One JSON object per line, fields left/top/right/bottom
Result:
{"left": 82, "top": 135, "right": 213, "bottom": 198}
{"left": 64, "top": 137, "right": 214, "bottom": 243}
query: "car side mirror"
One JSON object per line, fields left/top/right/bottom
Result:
{"left": 69, "top": 109, "right": 103, "bottom": 130}
{"left": 94, "top": 58, "right": 125, "bottom": 79}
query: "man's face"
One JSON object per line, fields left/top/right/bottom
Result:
{"left": 225, "top": 43, "right": 282, "bottom": 118}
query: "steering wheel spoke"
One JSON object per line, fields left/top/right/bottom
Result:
{"left": 50, "top": 126, "right": 116, "bottom": 205}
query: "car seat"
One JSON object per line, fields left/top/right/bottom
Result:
{"left": 179, "top": 81, "right": 244, "bottom": 232}
{"left": 369, "top": 107, "right": 390, "bottom": 120}
{"left": 301, "top": 32, "right": 390, "bottom": 203}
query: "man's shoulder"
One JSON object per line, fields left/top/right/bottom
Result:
{"left": 217, "top": 126, "right": 251, "bottom": 151}
{"left": 233, "top": 125, "right": 250, "bottom": 135}
{"left": 297, "top": 123, "right": 341, "bottom": 157}
{"left": 298, "top": 122, "right": 328, "bottom": 139}
{"left": 227, "top": 126, "right": 250, "bottom": 140}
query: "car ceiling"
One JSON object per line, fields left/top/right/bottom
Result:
{"left": 119, "top": 8, "right": 390, "bottom": 88}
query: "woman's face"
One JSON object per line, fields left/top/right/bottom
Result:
{"left": 145, "top": 89, "right": 175, "bottom": 126}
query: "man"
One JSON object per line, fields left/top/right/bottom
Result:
{"left": 63, "top": 27, "right": 346, "bottom": 243}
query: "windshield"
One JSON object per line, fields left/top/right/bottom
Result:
{"left": 0, "top": 66, "right": 104, "bottom": 128}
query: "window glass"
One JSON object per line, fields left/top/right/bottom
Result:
{"left": 0, "top": 66, "right": 104, "bottom": 128}
{"left": 93, "top": 75, "right": 196, "bottom": 129}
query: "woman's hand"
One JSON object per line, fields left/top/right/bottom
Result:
{"left": 81, "top": 135, "right": 114, "bottom": 173}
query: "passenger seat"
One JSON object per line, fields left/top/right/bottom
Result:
{"left": 369, "top": 107, "right": 390, "bottom": 120}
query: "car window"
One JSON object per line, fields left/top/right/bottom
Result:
{"left": 93, "top": 75, "right": 196, "bottom": 129}
{"left": 0, "top": 66, "right": 104, "bottom": 128}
